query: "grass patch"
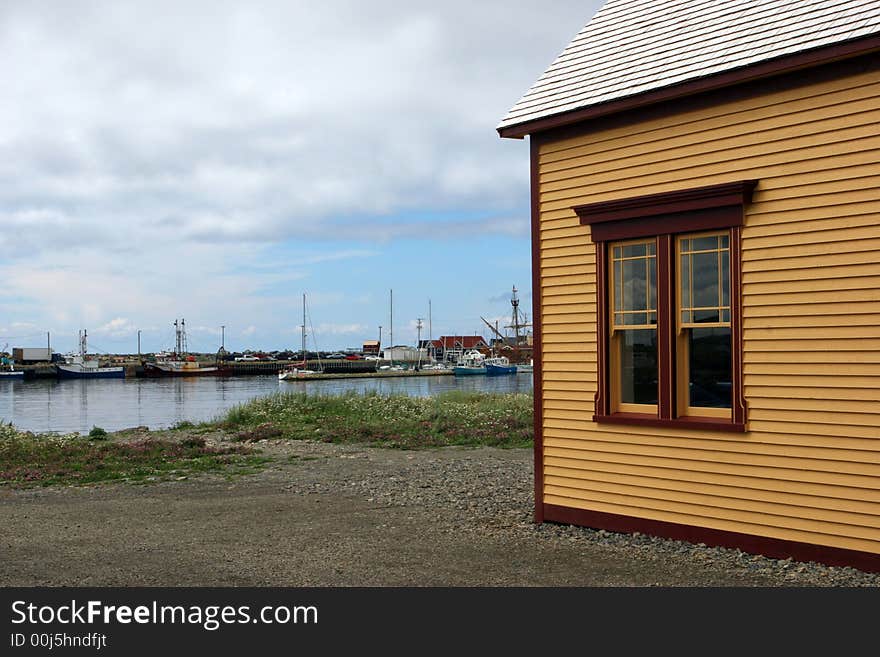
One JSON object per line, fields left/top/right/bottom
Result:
{"left": 0, "top": 423, "right": 269, "bottom": 488}
{"left": 215, "top": 390, "right": 533, "bottom": 449}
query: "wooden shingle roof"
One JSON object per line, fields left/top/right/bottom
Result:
{"left": 499, "top": 0, "right": 880, "bottom": 137}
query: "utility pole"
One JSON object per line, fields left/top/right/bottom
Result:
{"left": 378, "top": 325, "right": 382, "bottom": 348}
{"left": 137, "top": 330, "right": 141, "bottom": 358}
{"left": 416, "top": 318, "right": 424, "bottom": 370}
{"left": 221, "top": 325, "right": 225, "bottom": 350}
{"left": 428, "top": 299, "right": 433, "bottom": 362}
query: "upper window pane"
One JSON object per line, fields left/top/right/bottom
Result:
{"left": 679, "top": 232, "right": 730, "bottom": 326}
{"left": 612, "top": 240, "right": 656, "bottom": 328}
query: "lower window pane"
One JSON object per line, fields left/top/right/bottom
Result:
{"left": 689, "top": 327, "right": 731, "bottom": 408}
{"left": 619, "top": 329, "right": 658, "bottom": 405}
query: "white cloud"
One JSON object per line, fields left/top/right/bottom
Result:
{"left": 0, "top": 0, "right": 597, "bottom": 350}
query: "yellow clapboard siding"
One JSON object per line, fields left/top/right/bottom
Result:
{"left": 533, "top": 68, "right": 880, "bottom": 554}
{"left": 743, "top": 314, "right": 880, "bottom": 329}
{"left": 540, "top": 73, "right": 880, "bottom": 158}
{"left": 541, "top": 492, "right": 880, "bottom": 554}
{"left": 745, "top": 203, "right": 880, "bottom": 237}
{"left": 744, "top": 327, "right": 880, "bottom": 341}
{"left": 743, "top": 223, "right": 880, "bottom": 251}
{"left": 745, "top": 338, "right": 880, "bottom": 358}
{"left": 744, "top": 375, "right": 880, "bottom": 391}
{"left": 747, "top": 396, "right": 880, "bottom": 416}
{"left": 541, "top": 426, "right": 880, "bottom": 467}
{"left": 542, "top": 440, "right": 880, "bottom": 490}
{"left": 542, "top": 485, "right": 880, "bottom": 547}
{"left": 539, "top": 130, "right": 880, "bottom": 204}
{"left": 539, "top": 148, "right": 880, "bottom": 213}
{"left": 743, "top": 302, "right": 880, "bottom": 318}
{"left": 543, "top": 471, "right": 880, "bottom": 528}
{"left": 544, "top": 457, "right": 880, "bottom": 507}
{"left": 744, "top": 275, "right": 880, "bottom": 295}
{"left": 746, "top": 351, "right": 880, "bottom": 364}
{"left": 541, "top": 112, "right": 880, "bottom": 190}
{"left": 540, "top": 80, "right": 880, "bottom": 167}
{"left": 743, "top": 262, "right": 880, "bottom": 284}
{"left": 745, "top": 379, "right": 880, "bottom": 400}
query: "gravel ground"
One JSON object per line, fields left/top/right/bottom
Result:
{"left": 1, "top": 432, "right": 878, "bottom": 586}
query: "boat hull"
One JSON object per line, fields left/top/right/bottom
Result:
{"left": 0, "top": 371, "right": 24, "bottom": 379}
{"left": 56, "top": 365, "right": 125, "bottom": 379}
{"left": 142, "top": 363, "right": 231, "bottom": 377}
{"left": 486, "top": 364, "right": 517, "bottom": 376}
{"left": 453, "top": 366, "right": 486, "bottom": 376}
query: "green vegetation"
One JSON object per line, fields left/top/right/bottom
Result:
{"left": 0, "top": 423, "right": 268, "bottom": 488}
{"left": 217, "top": 390, "right": 534, "bottom": 449}
{"left": 88, "top": 426, "right": 108, "bottom": 440}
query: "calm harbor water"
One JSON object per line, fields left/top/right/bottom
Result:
{"left": 0, "top": 373, "right": 533, "bottom": 434}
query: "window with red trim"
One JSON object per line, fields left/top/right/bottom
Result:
{"left": 574, "top": 181, "right": 754, "bottom": 432}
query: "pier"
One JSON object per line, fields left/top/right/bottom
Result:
{"left": 15, "top": 359, "right": 452, "bottom": 380}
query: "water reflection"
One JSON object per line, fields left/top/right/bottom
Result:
{"left": 0, "top": 374, "right": 533, "bottom": 434}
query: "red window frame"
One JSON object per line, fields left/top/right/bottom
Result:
{"left": 573, "top": 181, "right": 757, "bottom": 432}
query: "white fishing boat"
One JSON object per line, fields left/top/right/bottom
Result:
{"left": 453, "top": 349, "right": 486, "bottom": 376}
{"left": 55, "top": 331, "right": 125, "bottom": 379}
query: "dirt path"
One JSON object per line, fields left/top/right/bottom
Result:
{"left": 1, "top": 436, "right": 877, "bottom": 586}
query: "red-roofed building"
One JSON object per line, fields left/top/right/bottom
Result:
{"left": 424, "top": 336, "right": 489, "bottom": 361}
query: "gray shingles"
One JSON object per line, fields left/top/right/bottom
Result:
{"left": 499, "top": 0, "right": 880, "bottom": 132}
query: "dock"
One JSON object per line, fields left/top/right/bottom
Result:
{"left": 15, "top": 360, "right": 453, "bottom": 380}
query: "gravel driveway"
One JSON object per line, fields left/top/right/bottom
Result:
{"left": 1, "top": 435, "right": 878, "bottom": 586}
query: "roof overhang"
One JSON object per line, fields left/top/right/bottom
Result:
{"left": 499, "top": 33, "right": 880, "bottom": 140}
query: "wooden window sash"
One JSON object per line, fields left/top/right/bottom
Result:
{"left": 582, "top": 182, "right": 752, "bottom": 433}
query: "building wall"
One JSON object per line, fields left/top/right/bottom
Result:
{"left": 535, "top": 60, "right": 880, "bottom": 555}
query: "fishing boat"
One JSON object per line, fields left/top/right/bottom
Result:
{"left": 55, "top": 331, "right": 125, "bottom": 379}
{"left": 143, "top": 319, "right": 231, "bottom": 377}
{"left": 453, "top": 349, "right": 486, "bottom": 376}
{"left": 0, "top": 344, "right": 23, "bottom": 379}
{"left": 484, "top": 356, "right": 517, "bottom": 376}
{"left": 279, "top": 294, "right": 322, "bottom": 382}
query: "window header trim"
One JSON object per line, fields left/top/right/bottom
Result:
{"left": 574, "top": 180, "right": 758, "bottom": 242}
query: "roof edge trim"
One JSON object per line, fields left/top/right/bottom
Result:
{"left": 498, "top": 33, "right": 880, "bottom": 139}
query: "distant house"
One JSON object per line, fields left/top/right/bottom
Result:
{"left": 362, "top": 340, "right": 380, "bottom": 355}
{"left": 429, "top": 336, "right": 489, "bottom": 361}
{"left": 500, "top": 1, "right": 880, "bottom": 571}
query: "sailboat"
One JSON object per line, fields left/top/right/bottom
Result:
{"left": 55, "top": 331, "right": 125, "bottom": 379}
{"left": 279, "top": 295, "right": 321, "bottom": 381}
{"left": 0, "top": 344, "right": 24, "bottom": 379}
{"left": 143, "top": 319, "right": 231, "bottom": 377}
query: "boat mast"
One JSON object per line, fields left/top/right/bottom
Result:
{"left": 81, "top": 329, "right": 87, "bottom": 357}
{"left": 301, "top": 293, "right": 307, "bottom": 361}
{"left": 389, "top": 289, "right": 393, "bottom": 367}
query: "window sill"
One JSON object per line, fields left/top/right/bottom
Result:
{"left": 593, "top": 412, "right": 746, "bottom": 433}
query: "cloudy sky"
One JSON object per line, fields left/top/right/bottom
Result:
{"left": 0, "top": 0, "right": 603, "bottom": 354}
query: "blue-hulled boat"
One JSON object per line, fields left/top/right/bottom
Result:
{"left": 485, "top": 356, "right": 517, "bottom": 376}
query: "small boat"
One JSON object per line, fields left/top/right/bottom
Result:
{"left": 278, "top": 365, "right": 319, "bottom": 381}
{"left": 55, "top": 331, "right": 125, "bottom": 379}
{"left": 485, "top": 356, "right": 517, "bottom": 376}
{"left": 143, "top": 320, "right": 230, "bottom": 377}
{"left": 0, "top": 344, "right": 23, "bottom": 379}
{"left": 453, "top": 350, "right": 486, "bottom": 376}
{"left": 280, "top": 294, "right": 323, "bottom": 382}
{"left": 516, "top": 359, "right": 534, "bottom": 374}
